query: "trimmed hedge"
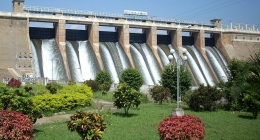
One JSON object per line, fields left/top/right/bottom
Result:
{"left": 57, "top": 84, "right": 93, "bottom": 98}
{"left": 32, "top": 93, "right": 92, "bottom": 114}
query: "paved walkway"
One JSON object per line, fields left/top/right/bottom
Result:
{"left": 34, "top": 99, "right": 115, "bottom": 125}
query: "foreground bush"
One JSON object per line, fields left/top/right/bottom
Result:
{"left": 150, "top": 85, "right": 171, "bottom": 104}
{"left": 188, "top": 85, "right": 222, "bottom": 111}
{"left": 67, "top": 111, "right": 106, "bottom": 140}
{"left": 113, "top": 83, "right": 142, "bottom": 115}
{"left": 32, "top": 93, "right": 91, "bottom": 115}
{"left": 0, "top": 85, "right": 42, "bottom": 123}
{"left": 158, "top": 115, "right": 205, "bottom": 140}
{"left": 0, "top": 110, "right": 34, "bottom": 140}
{"left": 119, "top": 68, "right": 143, "bottom": 91}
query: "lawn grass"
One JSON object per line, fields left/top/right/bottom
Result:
{"left": 33, "top": 100, "right": 260, "bottom": 140}
{"left": 93, "top": 91, "right": 114, "bottom": 102}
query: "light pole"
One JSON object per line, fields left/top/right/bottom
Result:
{"left": 168, "top": 48, "right": 187, "bottom": 116}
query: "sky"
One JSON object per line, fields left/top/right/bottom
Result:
{"left": 0, "top": 0, "right": 259, "bottom": 30}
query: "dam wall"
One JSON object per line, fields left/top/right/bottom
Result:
{"left": 0, "top": 6, "right": 259, "bottom": 82}
{"left": 0, "top": 17, "right": 33, "bottom": 79}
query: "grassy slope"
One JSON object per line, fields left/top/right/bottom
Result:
{"left": 33, "top": 99, "right": 260, "bottom": 140}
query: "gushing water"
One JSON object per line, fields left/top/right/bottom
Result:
{"left": 100, "top": 43, "right": 119, "bottom": 83}
{"left": 185, "top": 51, "right": 207, "bottom": 86}
{"left": 130, "top": 44, "right": 154, "bottom": 85}
{"left": 30, "top": 41, "right": 41, "bottom": 77}
{"left": 66, "top": 41, "right": 83, "bottom": 82}
{"left": 186, "top": 45, "right": 214, "bottom": 86}
{"left": 140, "top": 43, "right": 161, "bottom": 84}
{"left": 41, "top": 39, "right": 67, "bottom": 81}
{"left": 157, "top": 46, "right": 170, "bottom": 66}
{"left": 78, "top": 41, "right": 100, "bottom": 81}
{"left": 206, "top": 47, "right": 228, "bottom": 82}
{"left": 116, "top": 42, "right": 131, "bottom": 70}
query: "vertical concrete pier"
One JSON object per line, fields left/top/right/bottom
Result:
{"left": 193, "top": 30, "right": 219, "bottom": 83}
{"left": 169, "top": 28, "right": 183, "bottom": 56}
{"left": 117, "top": 24, "right": 135, "bottom": 68}
{"left": 87, "top": 22, "right": 103, "bottom": 70}
{"left": 54, "top": 18, "right": 71, "bottom": 81}
{"left": 145, "top": 26, "right": 163, "bottom": 70}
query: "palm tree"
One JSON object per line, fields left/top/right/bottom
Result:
{"left": 243, "top": 53, "right": 260, "bottom": 119}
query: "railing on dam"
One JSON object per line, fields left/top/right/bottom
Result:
{"left": 23, "top": 5, "right": 215, "bottom": 28}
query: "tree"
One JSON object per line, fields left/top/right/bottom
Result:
{"left": 219, "top": 53, "right": 260, "bottom": 119}
{"left": 113, "top": 83, "right": 142, "bottom": 115}
{"left": 243, "top": 53, "right": 260, "bottom": 119}
{"left": 218, "top": 59, "right": 249, "bottom": 111}
{"left": 150, "top": 85, "right": 171, "bottom": 104}
{"left": 160, "top": 64, "right": 192, "bottom": 100}
{"left": 120, "top": 68, "right": 143, "bottom": 91}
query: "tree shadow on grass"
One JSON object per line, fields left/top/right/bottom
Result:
{"left": 33, "top": 129, "right": 44, "bottom": 134}
{"left": 238, "top": 114, "right": 254, "bottom": 120}
{"left": 112, "top": 112, "right": 138, "bottom": 118}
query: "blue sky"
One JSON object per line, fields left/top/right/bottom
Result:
{"left": 1, "top": 0, "right": 259, "bottom": 29}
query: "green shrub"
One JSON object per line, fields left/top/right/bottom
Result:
{"left": 160, "top": 64, "right": 192, "bottom": 100}
{"left": 30, "top": 84, "right": 50, "bottom": 96}
{"left": 99, "top": 81, "right": 111, "bottom": 92}
{"left": 188, "top": 85, "right": 222, "bottom": 111}
{"left": 6, "top": 78, "right": 21, "bottom": 88}
{"left": 119, "top": 68, "right": 143, "bottom": 91}
{"left": 150, "top": 85, "right": 171, "bottom": 104}
{"left": 158, "top": 114, "right": 205, "bottom": 140}
{"left": 32, "top": 92, "right": 91, "bottom": 115}
{"left": 0, "top": 110, "right": 34, "bottom": 140}
{"left": 84, "top": 79, "right": 99, "bottom": 92}
{"left": 113, "top": 83, "right": 142, "bottom": 115}
{"left": 57, "top": 84, "right": 93, "bottom": 99}
{"left": 95, "top": 71, "right": 113, "bottom": 85}
{"left": 68, "top": 81, "right": 77, "bottom": 85}
{"left": 0, "top": 84, "right": 42, "bottom": 123}
{"left": 46, "top": 82, "right": 63, "bottom": 94}
{"left": 67, "top": 111, "right": 106, "bottom": 140}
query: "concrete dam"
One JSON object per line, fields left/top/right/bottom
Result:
{"left": 0, "top": 0, "right": 260, "bottom": 86}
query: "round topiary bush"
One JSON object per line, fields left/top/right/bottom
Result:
{"left": 95, "top": 71, "right": 113, "bottom": 85}
{"left": 119, "top": 68, "right": 143, "bottom": 91}
{"left": 158, "top": 114, "right": 205, "bottom": 140}
{"left": 67, "top": 111, "right": 106, "bottom": 140}
{"left": 0, "top": 110, "right": 34, "bottom": 140}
